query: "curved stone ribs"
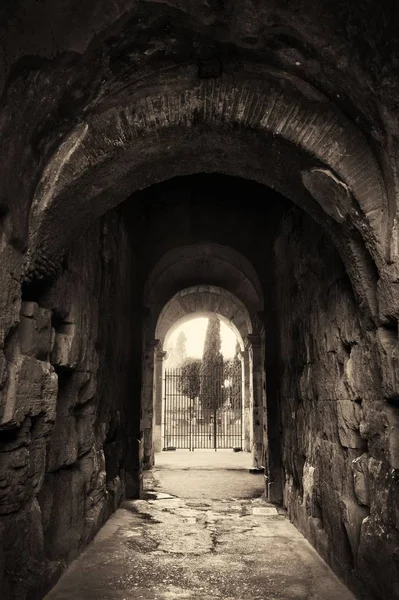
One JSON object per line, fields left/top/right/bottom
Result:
{"left": 143, "top": 242, "right": 264, "bottom": 317}
{"left": 155, "top": 285, "right": 254, "bottom": 349}
{"left": 26, "top": 72, "right": 387, "bottom": 279}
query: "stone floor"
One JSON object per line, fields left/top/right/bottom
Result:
{"left": 45, "top": 451, "right": 356, "bottom": 600}
{"left": 153, "top": 449, "right": 265, "bottom": 499}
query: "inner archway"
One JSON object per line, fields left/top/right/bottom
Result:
{"left": 142, "top": 281, "right": 266, "bottom": 472}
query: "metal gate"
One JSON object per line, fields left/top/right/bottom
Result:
{"left": 163, "top": 364, "right": 242, "bottom": 450}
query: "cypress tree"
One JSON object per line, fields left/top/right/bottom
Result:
{"left": 223, "top": 340, "right": 242, "bottom": 413}
{"left": 200, "top": 316, "right": 224, "bottom": 418}
{"left": 175, "top": 331, "right": 187, "bottom": 366}
{"left": 231, "top": 341, "right": 242, "bottom": 414}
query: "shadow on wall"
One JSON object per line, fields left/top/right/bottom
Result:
{"left": 0, "top": 213, "right": 138, "bottom": 599}
{"left": 275, "top": 208, "right": 399, "bottom": 600}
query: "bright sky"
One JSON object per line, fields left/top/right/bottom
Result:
{"left": 166, "top": 317, "right": 238, "bottom": 359}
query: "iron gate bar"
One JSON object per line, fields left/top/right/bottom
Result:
{"left": 163, "top": 365, "right": 243, "bottom": 451}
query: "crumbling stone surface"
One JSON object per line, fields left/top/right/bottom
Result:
{"left": 276, "top": 208, "right": 399, "bottom": 600}
{"left": 352, "top": 453, "right": 370, "bottom": 507}
{"left": 0, "top": 211, "right": 135, "bottom": 599}
{"left": 19, "top": 302, "right": 53, "bottom": 360}
{"left": 1, "top": 356, "right": 57, "bottom": 429}
{"left": 0, "top": 2, "right": 398, "bottom": 597}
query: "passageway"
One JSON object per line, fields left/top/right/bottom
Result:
{"left": 44, "top": 451, "right": 356, "bottom": 600}
{"left": 1, "top": 171, "right": 398, "bottom": 600}
{"left": 1, "top": 4, "right": 399, "bottom": 597}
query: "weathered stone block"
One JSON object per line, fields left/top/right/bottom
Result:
{"left": 0, "top": 355, "right": 57, "bottom": 428}
{"left": 385, "top": 406, "right": 399, "bottom": 469}
{"left": 0, "top": 446, "right": 29, "bottom": 514}
{"left": 51, "top": 327, "right": 77, "bottom": 369}
{"left": 1, "top": 499, "right": 45, "bottom": 597}
{"left": 0, "top": 246, "right": 22, "bottom": 347}
{"left": 78, "top": 372, "right": 97, "bottom": 405}
{"left": 76, "top": 414, "right": 95, "bottom": 456}
{"left": 352, "top": 453, "right": 370, "bottom": 506}
{"left": 45, "top": 277, "right": 99, "bottom": 373}
{"left": 82, "top": 496, "right": 107, "bottom": 546}
{"left": 367, "top": 456, "right": 398, "bottom": 533}
{"left": 317, "top": 439, "right": 347, "bottom": 496}
{"left": 359, "top": 406, "right": 387, "bottom": 458}
{"left": 79, "top": 449, "right": 106, "bottom": 490}
{"left": 337, "top": 399, "right": 364, "bottom": 448}
{"left": 107, "top": 475, "right": 124, "bottom": 512}
{"left": 0, "top": 437, "right": 46, "bottom": 514}
{"left": 340, "top": 497, "right": 368, "bottom": 561}
{"left": 39, "top": 467, "right": 86, "bottom": 560}
{"left": 19, "top": 301, "right": 53, "bottom": 360}
{"left": 344, "top": 343, "right": 379, "bottom": 402}
{"left": 46, "top": 416, "right": 78, "bottom": 472}
{"left": 29, "top": 438, "right": 46, "bottom": 492}
{"left": 376, "top": 327, "right": 399, "bottom": 401}
{"left": 357, "top": 515, "right": 399, "bottom": 600}
{"left": 318, "top": 485, "right": 353, "bottom": 574}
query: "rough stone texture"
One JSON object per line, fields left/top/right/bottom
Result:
{"left": 275, "top": 208, "right": 399, "bottom": 600}
{"left": 0, "top": 211, "right": 136, "bottom": 599}
{"left": 1, "top": 2, "right": 399, "bottom": 598}
{"left": 352, "top": 454, "right": 370, "bottom": 507}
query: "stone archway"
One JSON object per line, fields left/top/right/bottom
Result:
{"left": 141, "top": 249, "right": 267, "bottom": 473}
{"left": 155, "top": 312, "right": 248, "bottom": 454}
{"left": 2, "top": 4, "right": 399, "bottom": 599}
{"left": 152, "top": 286, "right": 259, "bottom": 463}
{"left": 24, "top": 65, "right": 388, "bottom": 325}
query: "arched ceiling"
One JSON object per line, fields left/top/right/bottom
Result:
{"left": 144, "top": 242, "right": 263, "bottom": 316}
{"left": 156, "top": 286, "right": 253, "bottom": 349}
{"left": 25, "top": 67, "right": 387, "bottom": 280}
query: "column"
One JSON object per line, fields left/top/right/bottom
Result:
{"left": 153, "top": 349, "right": 167, "bottom": 452}
{"left": 141, "top": 338, "right": 159, "bottom": 470}
{"left": 239, "top": 349, "right": 251, "bottom": 452}
{"left": 246, "top": 334, "right": 264, "bottom": 469}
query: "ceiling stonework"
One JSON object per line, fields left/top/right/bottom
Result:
{"left": 26, "top": 68, "right": 387, "bottom": 281}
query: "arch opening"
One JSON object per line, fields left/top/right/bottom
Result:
{"left": 159, "top": 314, "right": 247, "bottom": 455}
{"left": 1, "top": 89, "right": 396, "bottom": 600}
{"left": 142, "top": 281, "right": 265, "bottom": 471}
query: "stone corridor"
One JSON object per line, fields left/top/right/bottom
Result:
{"left": 44, "top": 453, "right": 355, "bottom": 600}
{"left": 1, "top": 2, "right": 399, "bottom": 599}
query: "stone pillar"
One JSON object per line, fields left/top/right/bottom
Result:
{"left": 239, "top": 349, "right": 251, "bottom": 452}
{"left": 154, "top": 349, "right": 167, "bottom": 452}
{"left": 141, "top": 338, "right": 159, "bottom": 470}
{"left": 246, "top": 334, "right": 264, "bottom": 469}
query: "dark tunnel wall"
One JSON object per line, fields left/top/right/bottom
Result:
{"left": 275, "top": 208, "right": 399, "bottom": 600}
{"left": 0, "top": 173, "right": 398, "bottom": 600}
{"left": 0, "top": 211, "right": 137, "bottom": 599}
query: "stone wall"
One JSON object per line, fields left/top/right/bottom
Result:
{"left": 275, "top": 208, "right": 399, "bottom": 600}
{"left": 0, "top": 211, "right": 137, "bottom": 600}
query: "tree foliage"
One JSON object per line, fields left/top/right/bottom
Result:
{"left": 177, "top": 357, "right": 201, "bottom": 400}
{"left": 200, "top": 316, "right": 224, "bottom": 412}
{"left": 223, "top": 341, "right": 242, "bottom": 412}
{"left": 175, "top": 331, "right": 187, "bottom": 364}
{"left": 167, "top": 330, "right": 187, "bottom": 368}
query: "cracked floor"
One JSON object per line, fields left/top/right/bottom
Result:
{"left": 45, "top": 452, "right": 356, "bottom": 600}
